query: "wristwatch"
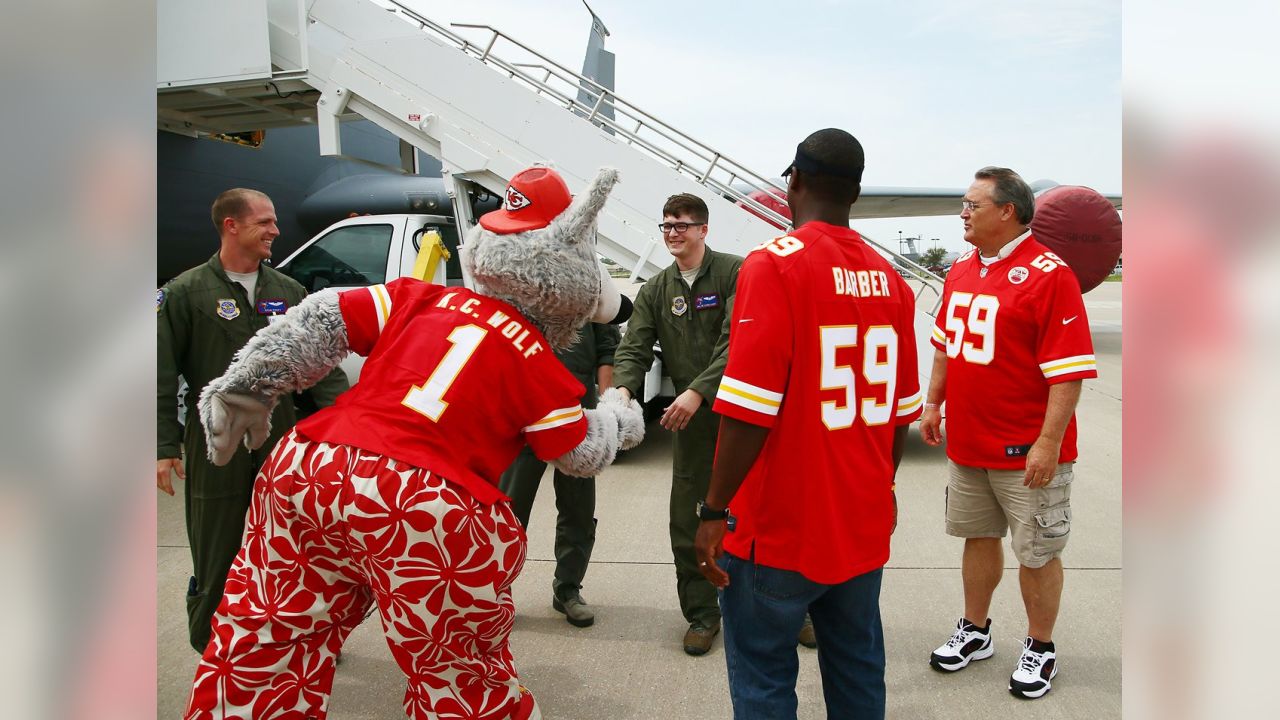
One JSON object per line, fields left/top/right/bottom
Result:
{"left": 696, "top": 500, "right": 729, "bottom": 521}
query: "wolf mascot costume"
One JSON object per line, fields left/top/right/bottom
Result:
{"left": 184, "top": 167, "right": 642, "bottom": 720}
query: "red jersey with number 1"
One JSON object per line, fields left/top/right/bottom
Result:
{"left": 713, "top": 222, "right": 923, "bottom": 584}
{"left": 931, "top": 234, "right": 1097, "bottom": 469}
{"left": 295, "top": 279, "right": 587, "bottom": 504}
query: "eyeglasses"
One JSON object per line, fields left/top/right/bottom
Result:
{"left": 959, "top": 199, "right": 1009, "bottom": 212}
{"left": 658, "top": 222, "right": 705, "bottom": 234}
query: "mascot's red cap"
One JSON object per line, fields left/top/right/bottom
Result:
{"left": 479, "top": 167, "right": 573, "bottom": 234}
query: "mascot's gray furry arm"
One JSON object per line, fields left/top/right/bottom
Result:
{"left": 197, "top": 291, "right": 348, "bottom": 466}
{"left": 553, "top": 388, "right": 644, "bottom": 478}
{"left": 200, "top": 165, "right": 643, "bottom": 474}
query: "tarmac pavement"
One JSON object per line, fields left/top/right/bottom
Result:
{"left": 157, "top": 281, "right": 1122, "bottom": 719}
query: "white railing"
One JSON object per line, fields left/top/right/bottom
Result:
{"left": 384, "top": 1, "right": 788, "bottom": 224}
{"left": 382, "top": 0, "right": 943, "bottom": 308}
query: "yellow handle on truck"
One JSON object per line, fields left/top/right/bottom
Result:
{"left": 410, "top": 229, "right": 451, "bottom": 283}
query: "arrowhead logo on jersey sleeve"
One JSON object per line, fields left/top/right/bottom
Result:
{"left": 504, "top": 186, "right": 532, "bottom": 211}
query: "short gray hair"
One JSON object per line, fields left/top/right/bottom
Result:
{"left": 974, "top": 166, "right": 1035, "bottom": 224}
{"left": 211, "top": 188, "right": 271, "bottom": 231}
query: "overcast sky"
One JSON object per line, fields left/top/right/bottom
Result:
{"left": 403, "top": 0, "right": 1120, "bottom": 252}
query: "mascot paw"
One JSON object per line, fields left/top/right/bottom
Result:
{"left": 200, "top": 390, "right": 274, "bottom": 466}
{"left": 600, "top": 387, "right": 645, "bottom": 450}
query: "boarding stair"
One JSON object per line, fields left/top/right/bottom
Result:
{"left": 158, "top": 0, "right": 944, "bottom": 315}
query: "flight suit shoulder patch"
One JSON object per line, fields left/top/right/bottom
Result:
{"left": 216, "top": 299, "right": 241, "bottom": 320}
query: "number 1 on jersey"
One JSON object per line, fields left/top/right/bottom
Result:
{"left": 402, "top": 324, "right": 487, "bottom": 421}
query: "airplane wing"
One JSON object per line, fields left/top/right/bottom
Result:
{"left": 852, "top": 186, "right": 968, "bottom": 219}
{"left": 852, "top": 181, "right": 1122, "bottom": 220}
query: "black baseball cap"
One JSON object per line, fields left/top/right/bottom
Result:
{"left": 780, "top": 134, "right": 865, "bottom": 182}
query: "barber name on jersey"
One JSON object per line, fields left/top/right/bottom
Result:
{"left": 434, "top": 291, "right": 545, "bottom": 358}
{"left": 832, "top": 268, "right": 893, "bottom": 298}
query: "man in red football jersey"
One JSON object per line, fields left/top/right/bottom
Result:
{"left": 694, "top": 128, "right": 922, "bottom": 719}
{"left": 920, "top": 167, "right": 1097, "bottom": 700}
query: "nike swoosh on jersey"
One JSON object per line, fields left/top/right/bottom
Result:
{"left": 738, "top": 318, "right": 755, "bottom": 324}
{"left": 1062, "top": 316, "right": 1078, "bottom": 325}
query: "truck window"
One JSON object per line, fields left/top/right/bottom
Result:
{"left": 282, "top": 223, "right": 394, "bottom": 292}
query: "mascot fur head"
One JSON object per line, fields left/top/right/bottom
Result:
{"left": 461, "top": 166, "right": 622, "bottom": 350}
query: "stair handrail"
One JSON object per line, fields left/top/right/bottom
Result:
{"left": 379, "top": 1, "right": 943, "bottom": 300}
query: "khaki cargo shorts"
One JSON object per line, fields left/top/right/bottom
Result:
{"left": 944, "top": 460, "right": 1074, "bottom": 569}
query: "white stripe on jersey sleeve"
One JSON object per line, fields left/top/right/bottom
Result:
{"left": 931, "top": 325, "right": 946, "bottom": 345}
{"left": 368, "top": 284, "right": 392, "bottom": 332}
{"left": 1039, "top": 354, "right": 1097, "bottom": 379}
{"left": 525, "top": 405, "right": 585, "bottom": 433}
{"left": 718, "top": 375, "right": 783, "bottom": 416}
{"left": 896, "top": 389, "right": 923, "bottom": 417}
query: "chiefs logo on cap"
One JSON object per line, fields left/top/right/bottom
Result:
{"left": 504, "top": 186, "right": 532, "bottom": 211}
{"left": 479, "top": 167, "right": 574, "bottom": 234}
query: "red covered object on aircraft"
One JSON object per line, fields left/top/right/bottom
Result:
{"left": 738, "top": 187, "right": 791, "bottom": 229}
{"left": 1030, "top": 185, "right": 1123, "bottom": 293}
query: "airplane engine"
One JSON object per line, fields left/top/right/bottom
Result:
{"left": 1030, "top": 185, "right": 1122, "bottom": 293}
{"left": 737, "top": 187, "right": 791, "bottom": 229}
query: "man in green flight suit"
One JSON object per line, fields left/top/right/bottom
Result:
{"left": 156, "top": 188, "right": 349, "bottom": 653}
{"left": 499, "top": 321, "right": 620, "bottom": 628}
{"left": 613, "top": 193, "right": 742, "bottom": 655}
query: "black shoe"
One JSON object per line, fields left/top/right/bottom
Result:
{"left": 683, "top": 620, "right": 720, "bottom": 656}
{"left": 797, "top": 617, "right": 818, "bottom": 649}
{"left": 552, "top": 594, "right": 595, "bottom": 627}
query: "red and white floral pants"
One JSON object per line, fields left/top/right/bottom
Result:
{"left": 184, "top": 429, "right": 538, "bottom": 720}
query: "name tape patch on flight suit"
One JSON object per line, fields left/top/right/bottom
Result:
{"left": 671, "top": 296, "right": 688, "bottom": 316}
{"left": 216, "top": 299, "right": 241, "bottom": 320}
{"left": 695, "top": 293, "right": 720, "bottom": 310}
{"left": 257, "top": 298, "right": 288, "bottom": 315}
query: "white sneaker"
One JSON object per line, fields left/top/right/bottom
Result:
{"left": 929, "top": 618, "right": 994, "bottom": 672}
{"left": 1008, "top": 636, "right": 1058, "bottom": 699}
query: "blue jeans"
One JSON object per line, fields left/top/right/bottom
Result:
{"left": 719, "top": 552, "right": 885, "bottom": 719}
